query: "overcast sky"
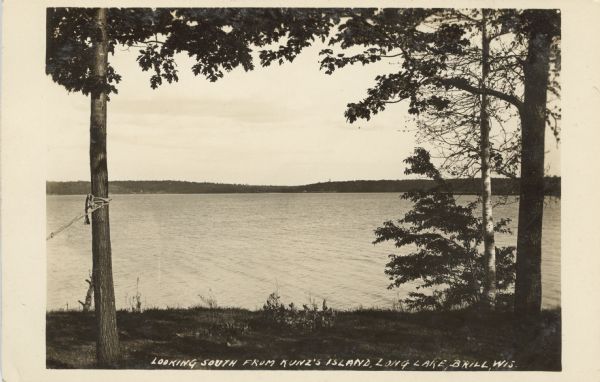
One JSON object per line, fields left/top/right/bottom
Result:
{"left": 45, "top": 41, "right": 560, "bottom": 185}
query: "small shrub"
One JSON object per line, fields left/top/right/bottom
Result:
{"left": 262, "top": 292, "right": 335, "bottom": 331}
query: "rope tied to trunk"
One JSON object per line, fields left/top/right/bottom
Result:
{"left": 46, "top": 194, "right": 111, "bottom": 241}
{"left": 84, "top": 194, "right": 110, "bottom": 225}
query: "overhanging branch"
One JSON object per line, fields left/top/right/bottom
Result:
{"left": 440, "top": 78, "right": 523, "bottom": 111}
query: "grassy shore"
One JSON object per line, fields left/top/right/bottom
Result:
{"left": 47, "top": 307, "right": 560, "bottom": 371}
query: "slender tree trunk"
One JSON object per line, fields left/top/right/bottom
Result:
{"left": 479, "top": 9, "right": 497, "bottom": 309}
{"left": 514, "top": 12, "right": 553, "bottom": 317}
{"left": 90, "top": 7, "right": 120, "bottom": 367}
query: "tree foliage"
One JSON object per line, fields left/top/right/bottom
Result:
{"left": 46, "top": 8, "right": 340, "bottom": 95}
{"left": 316, "top": 9, "right": 560, "bottom": 176}
{"left": 47, "top": 8, "right": 560, "bottom": 148}
{"left": 373, "top": 148, "right": 516, "bottom": 311}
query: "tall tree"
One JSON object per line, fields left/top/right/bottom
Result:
{"left": 514, "top": 10, "right": 560, "bottom": 316}
{"left": 46, "top": 7, "right": 336, "bottom": 365}
{"left": 416, "top": 9, "right": 503, "bottom": 309}
{"left": 320, "top": 8, "right": 509, "bottom": 309}
{"left": 88, "top": 8, "right": 120, "bottom": 366}
{"left": 316, "top": 8, "right": 560, "bottom": 314}
{"left": 479, "top": 9, "right": 497, "bottom": 308}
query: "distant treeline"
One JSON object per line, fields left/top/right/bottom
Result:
{"left": 47, "top": 177, "right": 561, "bottom": 196}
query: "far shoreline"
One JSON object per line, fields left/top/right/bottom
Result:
{"left": 46, "top": 178, "right": 561, "bottom": 196}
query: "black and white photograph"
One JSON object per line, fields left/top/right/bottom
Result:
{"left": 3, "top": 1, "right": 600, "bottom": 380}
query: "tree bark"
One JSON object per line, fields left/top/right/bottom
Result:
{"left": 479, "top": 9, "right": 497, "bottom": 309}
{"left": 514, "top": 11, "right": 554, "bottom": 316}
{"left": 90, "top": 7, "right": 120, "bottom": 367}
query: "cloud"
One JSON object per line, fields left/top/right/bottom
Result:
{"left": 109, "top": 96, "right": 303, "bottom": 125}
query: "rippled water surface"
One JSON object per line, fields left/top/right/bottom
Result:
{"left": 47, "top": 193, "right": 560, "bottom": 311}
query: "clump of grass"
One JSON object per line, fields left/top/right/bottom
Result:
{"left": 206, "top": 319, "right": 250, "bottom": 344}
{"left": 198, "top": 288, "right": 219, "bottom": 309}
{"left": 261, "top": 291, "right": 336, "bottom": 332}
{"left": 391, "top": 297, "right": 406, "bottom": 312}
{"left": 128, "top": 277, "right": 143, "bottom": 313}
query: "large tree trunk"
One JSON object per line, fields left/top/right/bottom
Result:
{"left": 90, "top": 7, "right": 120, "bottom": 367}
{"left": 514, "top": 11, "right": 554, "bottom": 316}
{"left": 479, "top": 9, "right": 497, "bottom": 309}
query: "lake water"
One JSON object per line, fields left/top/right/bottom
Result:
{"left": 46, "top": 193, "right": 560, "bottom": 311}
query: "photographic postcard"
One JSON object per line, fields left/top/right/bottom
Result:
{"left": 2, "top": 0, "right": 600, "bottom": 381}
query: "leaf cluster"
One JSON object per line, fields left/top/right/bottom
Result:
{"left": 46, "top": 8, "right": 338, "bottom": 94}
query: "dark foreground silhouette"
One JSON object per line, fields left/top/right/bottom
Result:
{"left": 46, "top": 307, "right": 560, "bottom": 371}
